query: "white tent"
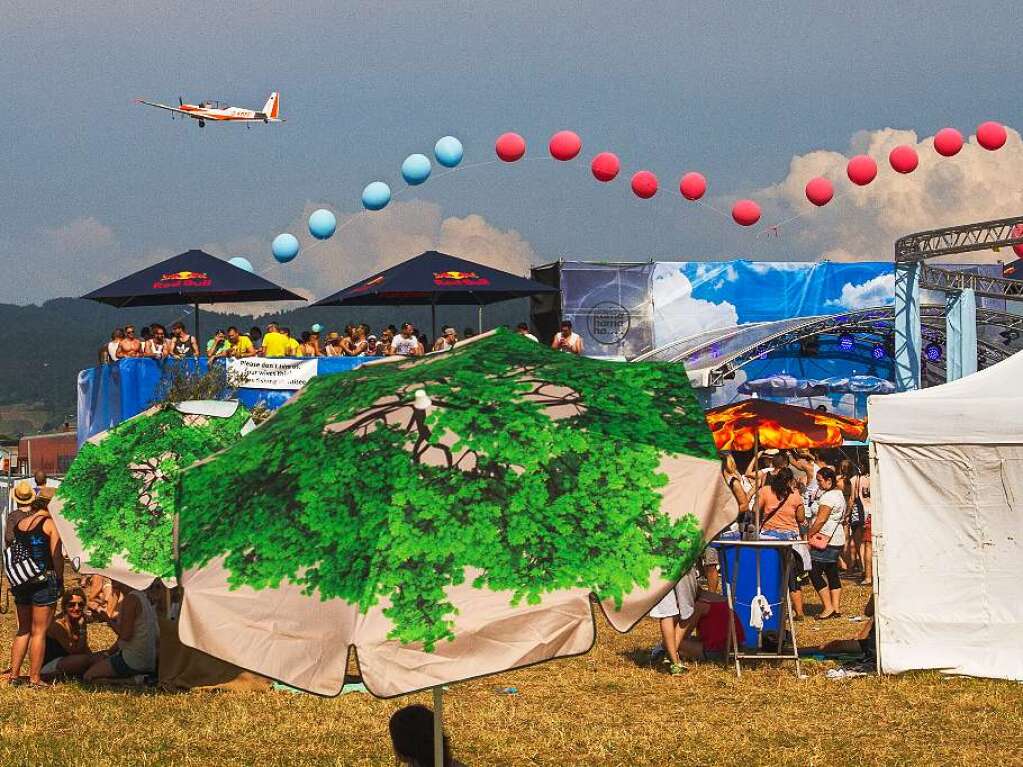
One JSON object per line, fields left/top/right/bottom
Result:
{"left": 869, "top": 352, "right": 1023, "bottom": 680}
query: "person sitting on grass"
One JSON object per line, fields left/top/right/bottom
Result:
{"left": 676, "top": 588, "right": 745, "bottom": 662}
{"left": 389, "top": 704, "right": 466, "bottom": 767}
{"left": 41, "top": 588, "right": 103, "bottom": 680}
{"left": 83, "top": 581, "right": 159, "bottom": 683}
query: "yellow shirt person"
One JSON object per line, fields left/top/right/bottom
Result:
{"left": 262, "top": 330, "right": 289, "bottom": 358}
{"left": 285, "top": 336, "right": 301, "bottom": 356}
{"left": 225, "top": 328, "right": 255, "bottom": 357}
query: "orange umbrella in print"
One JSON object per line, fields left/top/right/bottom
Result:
{"left": 705, "top": 398, "right": 867, "bottom": 451}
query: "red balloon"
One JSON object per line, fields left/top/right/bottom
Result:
{"left": 732, "top": 199, "right": 761, "bottom": 226}
{"left": 549, "top": 130, "right": 582, "bottom": 161}
{"left": 631, "top": 170, "right": 658, "bottom": 199}
{"left": 804, "top": 177, "right": 834, "bottom": 207}
{"left": 495, "top": 132, "right": 526, "bottom": 162}
{"left": 933, "top": 127, "right": 964, "bottom": 157}
{"left": 846, "top": 155, "right": 878, "bottom": 186}
{"left": 977, "top": 121, "right": 1007, "bottom": 151}
{"left": 889, "top": 145, "right": 919, "bottom": 174}
{"left": 679, "top": 172, "right": 707, "bottom": 201}
{"left": 590, "top": 152, "right": 620, "bottom": 182}
{"left": 1013, "top": 224, "right": 1023, "bottom": 258}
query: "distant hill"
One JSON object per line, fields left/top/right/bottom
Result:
{"left": 0, "top": 297, "right": 532, "bottom": 434}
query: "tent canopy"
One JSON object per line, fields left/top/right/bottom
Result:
{"left": 313, "top": 250, "right": 558, "bottom": 307}
{"left": 869, "top": 352, "right": 1023, "bottom": 444}
{"left": 869, "top": 351, "right": 1023, "bottom": 681}
{"left": 82, "top": 249, "right": 305, "bottom": 307}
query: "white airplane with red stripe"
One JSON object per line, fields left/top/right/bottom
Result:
{"left": 136, "top": 92, "right": 283, "bottom": 127}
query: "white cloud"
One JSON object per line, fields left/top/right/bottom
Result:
{"left": 747, "top": 261, "right": 816, "bottom": 275}
{"left": 43, "top": 216, "right": 116, "bottom": 253}
{"left": 651, "top": 264, "right": 738, "bottom": 347}
{"left": 826, "top": 272, "right": 896, "bottom": 310}
{"left": 758, "top": 127, "right": 1023, "bottom": 264}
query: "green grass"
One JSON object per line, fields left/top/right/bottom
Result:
{"left": 1, "top": 581, "right": 1021, "bottom": 766}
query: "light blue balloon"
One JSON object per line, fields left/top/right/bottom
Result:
{"left": 308, "top": 208, "right": 337, "bottom": 240}
{"left": 362, "top": 181, "right": 391, "bottom": 211}
{"left": 401, "top": 153, "right": 432, "bottom": 185}
{"left": 311, "top": 323, "right": 323, "bottom": 333}
{"left": 228, "top": 256, "right": 254, "bottom": 273}
{"left": 434, "top": 136, "right": 463, "bottom": 168}
{"left": 271, "top": 233, "right": 300, "bottom": 263}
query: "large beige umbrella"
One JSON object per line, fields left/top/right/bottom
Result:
{"left": 175, "top": 329, "right": 733, "bottom": 755}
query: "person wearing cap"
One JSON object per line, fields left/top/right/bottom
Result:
{"left": 432, "top": 327, "right": 459, "bottom": 352}
{"left": 366, "top": 333, "right": 380, "bottom": 355}
{"left": 324, "top": 331, "right": 343, "bottom": 357}
{"left": 4, "top": 481, "right": 64, "bottom": 687}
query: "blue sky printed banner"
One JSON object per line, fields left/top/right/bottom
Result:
{"left": 651, "top": 261, "right": 894, "bottom": 346}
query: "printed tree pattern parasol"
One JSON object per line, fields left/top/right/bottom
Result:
{"left": 50, "top": 404, "right": 250, "bottom": 589}
{"left": 705, "top": 398, "right": 867, "bottom": 451}
{"left": 176, "top": 330, "right": 735, "bottom": 697}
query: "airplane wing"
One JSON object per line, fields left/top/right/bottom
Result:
{"left": 135, "top": 99, "right": 199, "bottom": 118}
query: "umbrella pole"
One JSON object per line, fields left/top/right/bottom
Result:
{"left": 431, "top": 299, "right": 437, "bottom": 342}
{"left": 433, "top": 685, "right": 444, "bottom": 767}
{"left": 194, "top": 302, "right": 200, "bottom": 348}
{"left": 477, "top": 305, "right": 483, "bottom": 334}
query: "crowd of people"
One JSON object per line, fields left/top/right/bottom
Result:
{"left": 720, "top": 447, "right": 872, "bottom": 618}
{"left": 2, "top": 473, "right": 160, "bottom": 688}
{"left": 100, "top": 318, "right": 580, "bottom": 363}
{"left": 649, "top": 446, "right": 873, "bottom": 675}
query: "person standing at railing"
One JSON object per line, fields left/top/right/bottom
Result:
{"left": 118, "top": 325, "right": 143, "bottom": 358}
{"left": 167, "top": 322, "right": 199, "bottom": 359}
{"left": 226, "top": 327, "right": 256, "bottom": 358}
{"left": 143, "top": 324, "right": 169, "bottom": 359}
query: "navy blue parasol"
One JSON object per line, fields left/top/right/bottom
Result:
{"left": 82, "top": 249, "right": 304, "bottom": 338}
{"left": 312, "top": 251, "right": 557, "bottom": 335}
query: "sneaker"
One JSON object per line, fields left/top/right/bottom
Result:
{"left": 649, "top": 644, "right": 666, "bottom": 666}
{"left": 669, "top": 663, "right": 687, "bottom": 676}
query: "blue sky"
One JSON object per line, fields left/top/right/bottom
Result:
{"left": 3, "top": 1, "right": 1022, "bottom": 305}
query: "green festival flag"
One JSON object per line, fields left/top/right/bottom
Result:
{"left": 177, "top": 330, "right": 734, "bottom": 697}
{"left": 50, "top": 402, "right": 250, "bottom": 589}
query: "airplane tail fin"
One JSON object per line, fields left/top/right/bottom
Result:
{"left": 262, "top": 92, "right": 280, "bottom": 119}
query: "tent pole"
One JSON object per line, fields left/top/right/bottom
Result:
{"left": 477, "top": 305, "right": 483, "bottom": 334}
{"left": 431, "top": 298, "right": 437, "bottom": 342}
{"left": 432, "top": 685, "right": 444, "bottom": 767}
{"left": 194, "top": 302, "right": 200, "bottom": 348}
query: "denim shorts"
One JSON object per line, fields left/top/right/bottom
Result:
{"left": 108, "top": 651, "right": 142, "bottom": 678}
{"left": 13, "top": 572, "right": 61, "bottom": 607}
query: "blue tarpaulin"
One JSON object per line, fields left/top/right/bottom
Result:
{"left": 77, "top": 357, "right": 364, "bottom": 446}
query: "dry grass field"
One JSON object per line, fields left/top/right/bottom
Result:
{"left": 1, "top": 580, "right": 1021, "bottom": 766}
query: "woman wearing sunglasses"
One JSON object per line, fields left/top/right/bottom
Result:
{"left": 41, "top": 588, "right": 100, "bottom": 680}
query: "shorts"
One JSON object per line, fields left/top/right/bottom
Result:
{"left": 13, "top": 572, "right": 61, "bottom": 607}
{"left": 41, "top": 658, "right": 63, "bottom": 676}
{"left": 108, "top": 651, "right": 142, "bottom": 678}
{"left": 864, "top": 514, "right": 872, "bottom": 537}
{"left": 810, "top": 544, "right": 844, "bottom": 564}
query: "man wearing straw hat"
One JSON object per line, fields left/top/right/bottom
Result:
{"left": 4, "top": 481, "right": 64, "bottom": 687}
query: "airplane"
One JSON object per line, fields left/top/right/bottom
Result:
{"left": 136, "top": 91, "right": 283, "bottom": 127}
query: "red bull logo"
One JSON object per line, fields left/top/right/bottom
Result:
{"left": 153, "top": 270, "right": 212, "bottom": 289}
{"left": 433, "top": 270, "right": 490, "bottom": 287}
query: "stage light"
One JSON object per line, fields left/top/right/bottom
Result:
{"left": 871, "top": 344, "right": 886, "bottom": 360}
{"left": 925, "top": 343, "right": 942, "bottom": 362}
{"left": 838, "top": 334, "right": 855, "bottom": 352}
